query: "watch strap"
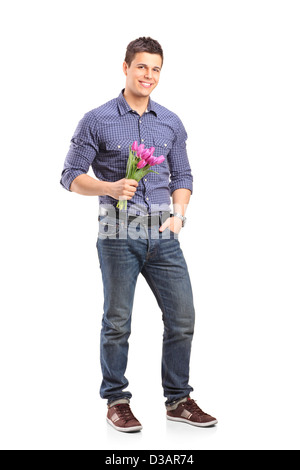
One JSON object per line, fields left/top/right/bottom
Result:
{"left": 173, "top": 212, "right": 187, "bottom": 227}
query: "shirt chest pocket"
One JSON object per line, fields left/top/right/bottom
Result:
{"left": 103, "top": 139, "right": 133, "bottom": 154}
{"left": 99, "top": 138, "right": 132, "bottom": 167}
{"left": 98, "top": 139, "right": 133, "bottom": 175}
{"left": 153, "top": 137, "right": 172, "bottom": 159}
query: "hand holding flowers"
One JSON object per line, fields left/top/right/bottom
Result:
{"left": 116, "top": 141, "right": 165, "bottom": 211}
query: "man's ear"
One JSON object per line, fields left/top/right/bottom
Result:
{"left": 123, "top": 61, "right": 128, "bottom": 76}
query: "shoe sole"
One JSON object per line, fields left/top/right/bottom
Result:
{"left": 167, "top": 415, "right": 218, "bottom": 427}
{"left": 106, "top": 417, "right": 143, "bottom": 433}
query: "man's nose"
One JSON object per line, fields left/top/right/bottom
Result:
{"left": 145, "top": 68, "right": 152, "bottom": 79}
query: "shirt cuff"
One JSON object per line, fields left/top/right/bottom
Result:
{"left": 60, "top": 169, "right": 86, "bottom": 191}
{"left": 170, "top": 179, "right": 193, "bottom": 195}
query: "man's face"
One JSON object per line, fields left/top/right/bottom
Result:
{"left": 123, "top": 52, "right": 162, "bottom": 98}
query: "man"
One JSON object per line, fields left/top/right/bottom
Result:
{"left": 60, "top": 37, "right": 217, "bottom": 432}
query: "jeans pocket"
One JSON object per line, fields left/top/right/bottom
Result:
{"left": 160, "top": 227, "right": 178, "bottom": 240}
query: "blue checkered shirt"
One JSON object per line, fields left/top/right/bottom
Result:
{"left": 60, "top": 90, "right": 193, "bottom": 214}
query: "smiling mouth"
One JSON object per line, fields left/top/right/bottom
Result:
{"left": 139, "top": 81, "right": 153, "bottom": 88}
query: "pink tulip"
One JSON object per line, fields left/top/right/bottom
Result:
{"left": 141, "top": 149, "right": 151, "bottom": 161}
{"left": 142, "top": 147, "right": 155, "bottom": 162}
{"left": 132, "top": 141, "right": 138, "bottom": 152}
{"left": 154, "top": 155, "right": 165, "bottom": 165}
{"left": 137, "top": 159, "right": 147, "bottom": 169}
{"left": 148, "top": 155, "right": 165, "bottom": 166}
{"left": 147, "top": 156, "right": 156, "bottom": 166}
{"left": 137, "top": 144, "right": 145, "bottom": 157}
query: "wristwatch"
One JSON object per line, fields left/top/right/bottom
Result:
{"left": 173, "top": 212, "right": 187, "bottom": 227}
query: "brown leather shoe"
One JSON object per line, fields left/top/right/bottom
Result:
{"left": 167, "top": 397, "right": 218, "bottom": 427}
{"left": 107, "top": 401, "right": 143, "bottom": 433}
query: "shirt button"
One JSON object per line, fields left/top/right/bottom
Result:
{"left": 164, "top": 143, "right": 167, "bottom": 147}
{"left": 146, "top": 197, "right": 149, "bottom": 201}
{"left": 139, "top": 120, "right": 142, "bottom": 124}
{"left": 141, "top": 139, "right": 144, "bottom": 142}
{"left": 144, "top": 178, "right": 147, "bottom": 182}
{"left": 118, "top": 145, "right": 121, "bottom": 149}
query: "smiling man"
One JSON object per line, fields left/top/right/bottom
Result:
{"left": 60, "top": 37, "right": 217, "bottom": 432}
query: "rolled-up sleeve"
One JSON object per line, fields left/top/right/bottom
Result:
{"left": 168, "top": 118, "right": 193, "bottom": 195}
{"left": 60, "top": 110, "right": 99, "bottom": 191}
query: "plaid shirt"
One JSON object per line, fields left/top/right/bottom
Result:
{"left": 60, "top": 90, "right": 193, "bottom": 214}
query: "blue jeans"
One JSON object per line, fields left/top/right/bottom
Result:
{"left": 96, "top": 214, "right": 195, "bottom": 406}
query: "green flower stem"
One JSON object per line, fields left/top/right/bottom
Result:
{"left": 117, "top": 150, "right": 159, "bottom": 211}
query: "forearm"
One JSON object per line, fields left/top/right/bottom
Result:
{"left": 159, "top": 188, "right": 191, "bottom": 233}
{"left": 172, "top": 188, "right": 191, "bottom": 215}
{"left": 70, "top": 174, "right": 111, "bottom": 196}
{"left": 69, "top": 173, "right": 138, "bottom": 200}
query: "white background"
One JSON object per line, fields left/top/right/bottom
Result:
{"left": 0, "top": 0, "right": 299, "bottom": 450}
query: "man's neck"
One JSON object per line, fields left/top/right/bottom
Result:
{"left": 123, "top": 89, "right": 149, "bottom": 116}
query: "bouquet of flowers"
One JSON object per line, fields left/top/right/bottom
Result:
{"left": 117, "top": 141, "right": 165, "bottom": 211}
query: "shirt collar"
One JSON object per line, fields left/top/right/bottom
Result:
{"left": 117, "top": 89, "right": 158, "bottom": 117}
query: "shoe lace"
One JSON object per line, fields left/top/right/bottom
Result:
{"left": 116, "top": 404, "right": 136, "bottom": 423}
{"left": 185, "top": 399, "right": 207, "bottom": 416}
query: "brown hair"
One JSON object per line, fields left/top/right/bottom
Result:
{"left": 125, "top": 37, "right": 164, "bottom": 67}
